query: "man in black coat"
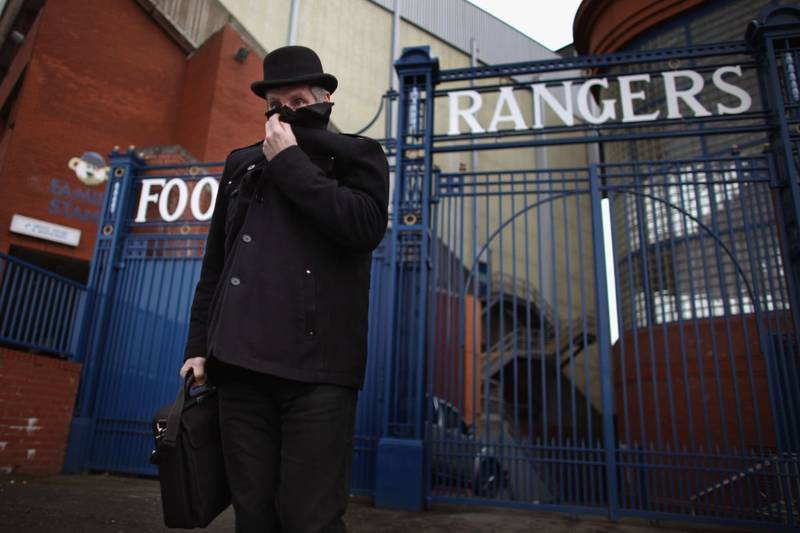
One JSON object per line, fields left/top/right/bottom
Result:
{"left": 180, "top": 46, "right": 389, "bottom": 532}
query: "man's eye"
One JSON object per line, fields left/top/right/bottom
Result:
{"left": 292, "top": 99, "right": 306, "bottom": 107}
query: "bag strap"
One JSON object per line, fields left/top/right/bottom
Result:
{"left": 162, "top": 370, "right": 193, "bottom": 448}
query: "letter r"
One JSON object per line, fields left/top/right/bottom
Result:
{"left": 448, "top": 90, "right": 485, "bottom": 135}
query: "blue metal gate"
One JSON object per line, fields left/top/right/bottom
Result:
{"left": 378, "top": 6, "right": 800, "bottom": 529}
{"left": 64, "top": 155, "right": 392, "bottom": 493}
{"left": 66, "top": 158, "right": 224, "bottom": 474}
{"left": 64, "top": 5, "right": 800, "bottom": 529}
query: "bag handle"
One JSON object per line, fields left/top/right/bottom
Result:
{"left": 162, "top": 370, "right": 194, "bottom": 448}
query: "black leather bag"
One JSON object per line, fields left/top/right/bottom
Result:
{"left": 150, "top": 372, "right": 230, "bottom": 528}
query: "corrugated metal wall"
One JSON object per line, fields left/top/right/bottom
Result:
{"left": 369, "top": 0, "right": 560, "bottom": 64}
{"left": 135, "top": 0, "right": 230, "bottom": 51}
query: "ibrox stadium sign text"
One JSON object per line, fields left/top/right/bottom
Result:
{"left": 447, "top": 65, "right": 752, "bottom": 135}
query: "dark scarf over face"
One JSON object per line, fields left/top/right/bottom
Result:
{"left": 252, "top": 102, "right": 335, "bottom": 201}
{"left": 265, "top": 102, "right": 333, "bottom": 130}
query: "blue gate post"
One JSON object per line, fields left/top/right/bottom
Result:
{"left": 589, "top": 164, "right": 620, "bottom": 520}
{"left": 374, "top": 46, "right": 439, "bottom": 510}
{"left": 748, "top": 8, "right": 800, "bottom": 527}
{"left": 63, "top": 146, "right": 143, "bottom": 472}
{"left": 750, "top": 7, "right": 800, "bottom": 322}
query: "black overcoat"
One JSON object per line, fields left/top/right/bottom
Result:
{"left": 183, "top": 125, "right": 390, "bottom": 388}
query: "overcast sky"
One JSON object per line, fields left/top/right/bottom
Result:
{"left": 466, "top": 0, "right": 584, "bottom": 50}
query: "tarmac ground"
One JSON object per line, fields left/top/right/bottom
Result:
{"left": 0, "top": 473, "right": 768, "bottom": 533}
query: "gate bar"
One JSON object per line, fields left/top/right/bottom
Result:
{"left": 590, "top": 163, "right": 620, "bottom": 519}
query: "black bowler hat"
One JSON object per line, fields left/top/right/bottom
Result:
{"left": 250, "top": 46, "right": 338, "bottom": 98}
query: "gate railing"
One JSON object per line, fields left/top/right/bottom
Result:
{"left": 0, "top": 252, "right": 87, "bottom": 359}
{"left": 378, "top": 4, "right": 800, "bottom": 528}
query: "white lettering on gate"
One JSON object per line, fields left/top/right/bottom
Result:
{"left": 135, "top": 178, "right": 166, "bottom": 223}
{"left": 488, "top": 86, "right": 527, "bottom": 132}
{"left": 134, "top": 177, "right": 219, "bottom": 223}
{"left": 448, "top": 90, "right": 485, "bottom": 135}
{"left": 577, "top": 78, "right": 616, "bottom": 124}
{"left": 445, "top": 65, "right": 753, "bottom": 134}
{"left": 713, "top": 65, "right": 752, "bottom": 114}
{"left": 190, "top": 177, "right": 218, "bottom": 221}
{"left": 662, "top": 70, "right": 711, "bottom": 119}
{"left": 159, "top": 179, "right": 188, "bottom": 222}
{"left": 618, "top": 74, "right": 660, "bottom": 123}
{"left": 531, "top": 81, "right": 575, "bottom": 129}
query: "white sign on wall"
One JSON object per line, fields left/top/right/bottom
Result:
{"left": 10, "top": 214, "right": 82, "bottom": 247}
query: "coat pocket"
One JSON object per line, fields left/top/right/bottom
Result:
{"left": 302, "top": 268, "right": 316, "bottom": 338}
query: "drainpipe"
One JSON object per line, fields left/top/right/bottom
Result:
{"left": 470, "top": 37, "right": 478, "bottom": 172}
{"left": 387, "top": 0, "right": 400, "bottom": 219}
{"left": 390, "top": 0, "right": 400, "bottom": 90}
{"left": 389, "top": 0, "right": 400, "bottom": 134}
{"left": 287, "top": 0, "right": 300, "bottom": 45}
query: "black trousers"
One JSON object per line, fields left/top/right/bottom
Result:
{"left": 213, "top": 360, "right": 357, "bottom": 533}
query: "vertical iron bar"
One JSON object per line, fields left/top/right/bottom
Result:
{"left": 590, "top": 163, "right": 619, "bottom": 519}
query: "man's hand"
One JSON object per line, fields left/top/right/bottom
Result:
{"left": 180, "top": 356, "right": 207, "bottom": 386}
{"left": 262, "top": 114, "right": 297, "bottom": 161}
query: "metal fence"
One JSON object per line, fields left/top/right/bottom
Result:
{"left": 374, "top": 7, "right": 800, "bottom": 529}
{"left": 0, "top": 252, "right": 86, "bottom": 358}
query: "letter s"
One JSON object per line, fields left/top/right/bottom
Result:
{"left": 713, "top": 65, "right": 752, "bottom": 115}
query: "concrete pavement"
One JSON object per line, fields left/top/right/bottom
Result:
{"left": 0, "top": 474, "right": 766, "bottom": 532}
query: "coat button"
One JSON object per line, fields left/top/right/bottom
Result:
{"left": 230, "top": 277, "right": 241, "bottom": 286}
{"left": 242, "top": 234, "right": 252, "bottom": 243}
{"left": 305, "top": 269, "right": 312, "bottom": 274}
{"left": 247, "top": 164, "right": 256, "bottom": 170}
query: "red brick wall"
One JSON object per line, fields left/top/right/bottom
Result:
{"left": 0, "top": 0, "right": 264, "bottom": 262}
{"left": 0, "top": 0, "right": 187, "bottom": 261}
{"left": 0, "top": 347, "right": 81, "bottom": 474}
{"left": 174, "top": 24, "right": 264, "bottom": 162}
{"left": 174, "top": 26, "right": 223, "bottom": 160}
{"left": 199, "top": 25, "right": 264, "bottom": 162}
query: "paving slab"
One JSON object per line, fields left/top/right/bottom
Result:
{"left": 0, "top": 474, "right": 768, "bottom": 532}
